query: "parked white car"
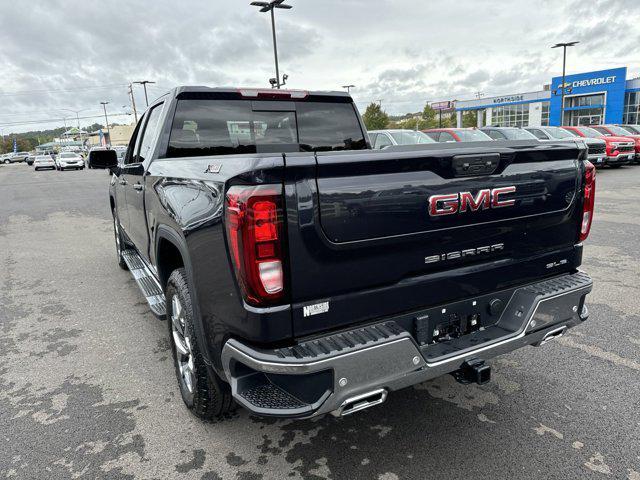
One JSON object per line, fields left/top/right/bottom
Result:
{"left": 368, "top": 129, "right": 436, "bottom": 149}
{"left": 34, "top": 155, "right": 56, "bottom": 171}
{"left": 56, "top": 151, "right": 85, "bottom": 170}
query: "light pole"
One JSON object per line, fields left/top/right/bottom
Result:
{"left": 61, "top": 108, "right": 90, "bottom": 151}
{"left": 100, "top": 102, "right": 111, "bottom": 147}
{"left": 250, "top": 0, "right": 292, "bottom": 89}
{"left": 342, "top": 84, "right": 355, "bottom": 94}
{"left": 552, "top": 41, "right": 579, "bottom": 125}
{"left": 133, "top": 80, "right": 155, "bottom": 107}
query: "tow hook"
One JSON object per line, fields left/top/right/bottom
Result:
{"left": 452, "top": 359, "right": 491, "bottom": 385}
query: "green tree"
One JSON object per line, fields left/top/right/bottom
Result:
{"left": 362, "top": 103, "right": 389, "bottom": 130}
{"left": 462, "top": 111, "right": 477, "bottom": 128}
{"left": 422, "top": 104, "right": 438, "bottom": 128}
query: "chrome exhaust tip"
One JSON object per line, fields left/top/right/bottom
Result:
{"left": 537, "top": 325, "right": 568, "bottom": 346}
{"left": 331, "top": 388, "right": 388, "bottom": 417}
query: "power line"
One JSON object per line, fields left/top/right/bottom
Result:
{"left": 0, "top": 83, "right": 129, "bottom": 97}
{"left": 0, "top": 112, "right": 133, "bottom": 128}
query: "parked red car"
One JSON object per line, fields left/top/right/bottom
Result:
{"left": 590, "top": 125, "right": 640, "bottom": 164}
{"left": 562, "top": 126, "right": 635, "bottom": 167}
{"left": 422, "top": 128, "right": 492, "bottom": 142}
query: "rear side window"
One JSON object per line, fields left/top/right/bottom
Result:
{"left": 167, "top": 99, "right": 366, "bottom": 158}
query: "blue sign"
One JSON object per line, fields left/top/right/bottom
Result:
{"left": 13, "top": 137, "right": 17, "bottom": 153}
{"left": 550, "top": 67, "right": 627, "bottom": 125}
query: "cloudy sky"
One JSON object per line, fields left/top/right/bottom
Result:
{"left": 0, "top": 0, "right": 638, "bottom": 133}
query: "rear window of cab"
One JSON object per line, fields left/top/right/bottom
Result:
{"left": 167, "top": 99, "right": 367, "bottom": 157}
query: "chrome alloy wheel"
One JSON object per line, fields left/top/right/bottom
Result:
{"left": 171, "top": 294, "right": 195, "bottom": 394}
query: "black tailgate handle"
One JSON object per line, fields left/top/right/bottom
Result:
{"left": 452, "top": 153, "right": 500, "bottom": 177}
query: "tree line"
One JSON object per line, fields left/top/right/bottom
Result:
{"left": 361, "top": 102, "right": 478, "bottom": 131}
{"left": 0, "top": 123, "right": 113, "bottom": 154}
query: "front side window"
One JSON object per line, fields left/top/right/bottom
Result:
{"left": 137, "top": 104, "right": 164, "bottom": 163}
{"left": 374, "top": 134, "right": 393, "bottom": 149}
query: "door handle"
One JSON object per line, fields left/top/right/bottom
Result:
{"left": 119, "top": 179, "right": 127, "bottom": 185}
{"left": 133, "top": 184, "right": 144, "bottom": 191}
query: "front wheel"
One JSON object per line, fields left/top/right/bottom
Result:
{"left": 166, "top": 268, "right": 235, "bottom": 420}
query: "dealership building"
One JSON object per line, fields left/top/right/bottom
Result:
{"left": 454, "top": 67, "right": 640, "bottom": 128}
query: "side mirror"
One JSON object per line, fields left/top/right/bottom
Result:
{"left": 89, "top": 150, "right": 119, "bottom": 170}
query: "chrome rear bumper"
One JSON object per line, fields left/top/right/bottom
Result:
{"left": 221, "top": 272, "right": 592, "bottom": 418}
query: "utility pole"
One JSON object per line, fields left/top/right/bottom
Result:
{"left": 377, "top": 99, "right": 383, "bottom": 107}
{"left": 342, "top": 84, "right": 355, "bottom": 94}
{"left": 128, "top": 84, "right": 138, "bottom": 122}
{"left": 134, "top": 80, "right": 155, "bottom": 107}
{"left": 250, "top": 1, "right": 292, "bottom": 89}
{"left": 100, "top": 102, "right": 111, "bottom": 147}
{"left": 475, "top": 91, "right": 484, "bottom": 99}
{"left": 552, "top": 41, "right": 579, "bottom": 125}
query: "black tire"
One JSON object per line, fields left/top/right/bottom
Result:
{"left": 166, "top": 268, "right": 235, "bottom": 420}
{"left": 609, "top": 164, "right": 623, "bottom": 169}
{"left": 113, "top": 214, "right": 128, "bottom": 270}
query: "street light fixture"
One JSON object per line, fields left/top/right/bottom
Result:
{"left": 100, "top": 102, "right": 111, "bottom": 147}
{"left": 552, "top": 41, "right": 579, "bottom": 125}
{"left": 342, "top": 85, "right": 355, "bottom": 93}
{"left": 250, "top": 0, "right": 292, "bottom": 89}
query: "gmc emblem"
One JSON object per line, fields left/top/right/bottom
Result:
{"left": 428, "top": 186, "right": 516, "bottom": 217}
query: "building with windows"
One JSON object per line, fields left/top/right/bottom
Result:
{"left": 454, "top": 67, "right": 640, "bottom": 128}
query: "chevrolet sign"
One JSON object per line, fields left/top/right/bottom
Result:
{"left": 557, "top": 75, "right": 616, "bottom": 90}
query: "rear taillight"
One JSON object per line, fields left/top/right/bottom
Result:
{"left": 225, "top": 184, "right": 286, "bottom": 306}
{"left": 579, "top": 161, "right": 596, "bottom": 242}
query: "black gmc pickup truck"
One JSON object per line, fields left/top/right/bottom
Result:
{"left": 97, "top": 87, "right": 594, "bottom": 420}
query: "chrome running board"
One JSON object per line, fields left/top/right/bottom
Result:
{"left": 122, "top": 249, "right": 166, "bottom": 317}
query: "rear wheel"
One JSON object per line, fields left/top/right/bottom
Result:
{"left": 610, "top": 164, "right": 623, "bottom": 169}
{"left": 166, "top": 268, "right": 235, "bottom": 420}
{"left": 113, "top": 214, "right": 128, "bottom": 270}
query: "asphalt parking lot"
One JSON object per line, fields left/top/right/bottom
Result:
{"left": 0, "top": 163, "right": 639, "bottom": 480}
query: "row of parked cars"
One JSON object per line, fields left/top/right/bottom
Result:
{"left": 368, "top": 124, "right": 640, "bottom": 168}
{"left": 1, "top": 146, "right": 128, "bottom": 171}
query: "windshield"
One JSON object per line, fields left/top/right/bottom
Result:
{"left": 503, "top": 129, "right": 537, "bottom": 140}
{"left": 456, "top": 130, "right": 492, "bottom": 141}
{"left": 544, "top": 127, "right": 574, "bottom": 139}
{"left": 167, "top": 99, "right": 367, "bottom": 157}
{"left": 576, "top": 127, "right": 603, "bottom": 137}
{"left": 389, "top": 130, "right": 435, "bottom": 145}
{"left": 622, "top": 125, "right": 640, "bottom": 134}
{"left": 607, "top": 125, "right": 636, "bottom": 136}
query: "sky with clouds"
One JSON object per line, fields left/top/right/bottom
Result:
{"left": 0, "top": 0, "right": 638, "bottom": 133}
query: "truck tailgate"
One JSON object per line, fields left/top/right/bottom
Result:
{"left": 285, "top": 141, "right": 586, "bottom": 336}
